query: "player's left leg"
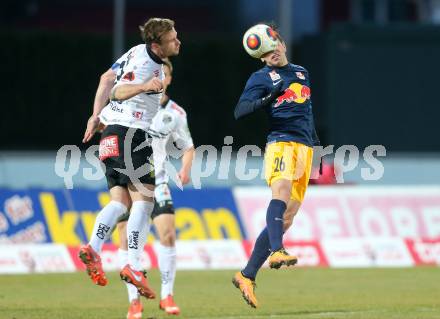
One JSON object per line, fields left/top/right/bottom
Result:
{"left": 120, "top": 183, "right": 156, "bottom": 300}
{"left": 267, "top": 178, "right": 291, "bottom": 250}
{"left": 267, "top": 200, "right": 300, "bottom": 269}
{"left": 263, "top": 142, "right": 298, "bottom": 267}
{"left": 153, "top": 204, "right": 180, "bottom": 315}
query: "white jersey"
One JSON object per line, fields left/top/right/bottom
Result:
{"left": 99, "top": 44, "right": 164, "bottom": 130}
{"left": 151, "top": 99, "right": 194, "bottom": 185}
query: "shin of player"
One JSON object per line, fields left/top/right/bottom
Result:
{"left": 117, "top": 219, "right": 143, "bottom": 319}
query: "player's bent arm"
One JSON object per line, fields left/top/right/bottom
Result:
{"left": 234, "top": 81, "right": 284, "bottom": 120}
{"left": 92, "top": 68, "right": 116, "bottom": 117}
{"left": 110, "top": 77, "right": 163, "bottom": 101}
{"left": 82, "top": 68, "right": 116, "bottom": 143}
{"left": 110, "top": 83, "right": 146, "bottom": 101}
{"left": 179, "top": 146, "right": 195, "bottom": 185}
{"left": 234, "top": 99, "right": 263, "bottom": 120}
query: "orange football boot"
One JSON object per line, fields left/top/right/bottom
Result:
{"left": 127, "top": 299, "right": 143, "bottom": 319}
{"left": 159, "top": 294, "right": 180, "bottom": 315}
{"left": 78, "top": 244, "right": 108, "bottom": 286}
{"left": 268, "top": 247, "right": 298, "bottom": 269}
{"left": 232, "top": 271, "right": 258, "bottom": 308}
{"left": 120, "top": 264, "right": 156, "bottom": 299}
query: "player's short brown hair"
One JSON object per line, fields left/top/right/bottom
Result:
{"left": 139, "top": 18, "right": 175, "bottom": 46}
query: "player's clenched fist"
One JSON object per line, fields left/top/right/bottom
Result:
{"left": 143, "top": 77, "right": 163, "bottom": 93}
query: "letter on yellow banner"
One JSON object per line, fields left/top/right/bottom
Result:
{"left": 175, "top": 208, "right": 207, "bottom": 239}
{"left": 203, "top": 208, "right": 242, "bottom": 239}
{"left": 81, "top": 211, "right": 97, "bottom": 241}
{"left": 98, "top": 192, "right": 111, "bottom": 207}
{"left": 40, "top": 193, "right": 81, "bottom": 245}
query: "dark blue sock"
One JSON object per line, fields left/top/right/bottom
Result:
{"left": 242, "top": 228, "right": 270, "bottom": 280}
{"left": 266, "top": 199, "right": 286, "bottom": 252}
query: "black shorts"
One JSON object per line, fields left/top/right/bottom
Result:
{"left": 151, "top": 199, "right": 175, "bottom": 220}
{"left": 99, "top": 124, "right": 155, "bottom": 189}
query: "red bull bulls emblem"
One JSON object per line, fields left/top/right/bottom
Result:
{"left": 274, "top": 82, "right": 311, "bottom": 107}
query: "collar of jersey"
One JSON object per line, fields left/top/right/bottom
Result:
{"left": 266, "top": 63, "right": 291, "bottom": 71}
{"left": 146, "top": 45, "right": 164, "bottom": 65}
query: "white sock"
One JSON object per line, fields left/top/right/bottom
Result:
{"left": 118, "top": 249, "right": 139, "bottom": 302}
{"left": 89, "top": 201, "right": 127, "bottom": 253}
{"left": 158, "top": 244, "right": 177, "bottom": 299}
{"left": 127, "top": 201, "right": 153, "bottom": 271}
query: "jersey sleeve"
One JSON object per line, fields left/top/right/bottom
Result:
{"left": 171, "top": 115, "right": 194, "bottom": 152}
{"left": 114, "top": 46, "right": 155, "bottom": 87}
{"left": 237, "top": 72, "right": 268, "bottom": 103}
{"left": 111, "top": 51, "right": 130, "bottom": 71}
{"left": 234, "top": 72, "right": 271, "bottom": 119}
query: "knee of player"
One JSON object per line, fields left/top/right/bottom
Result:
{"left": 271, "top": 182, "right": 292, "bottom": 202}
{"left": 159, "top": 228, "right": 176, "bottom": 246}
{"left": 110, "top": 194, "right": 131, "bottom": 209}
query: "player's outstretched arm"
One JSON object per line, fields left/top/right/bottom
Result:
{"left": 82, "top": 68, "right": 116, "bottom": 143}
{"left": 234, "top": 80, "right": 284, "bottom": 120}
{"left": 110, "top": 77, "right": 163, "bottom": 102}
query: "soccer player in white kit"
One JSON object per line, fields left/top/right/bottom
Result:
{"left": 79, "top": 18, "right": 180, "bottom": 305}
{"left": 151, "top": 60, "right": 194, "bottom": 315}
{"left": 116, "top": 59, "right": 194, "bottom": 317}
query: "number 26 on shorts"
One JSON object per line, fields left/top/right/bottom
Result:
{"left": 274, "top": 156, "right": 285, "bottom": 172}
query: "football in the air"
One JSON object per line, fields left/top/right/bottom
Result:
{"left": 242, "top": 24, "right": 278, "bottom": 59}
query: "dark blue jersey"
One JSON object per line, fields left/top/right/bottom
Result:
{"left": 236, "top": 63, "right": 318, "bottom": 147}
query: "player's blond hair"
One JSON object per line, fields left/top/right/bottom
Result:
{"left": 139, "top": 18, "right": 175, "bottom": 46}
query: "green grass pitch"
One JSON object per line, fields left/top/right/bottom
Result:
{"left": 0, "top": 267, "right": 439, "bottom": 319}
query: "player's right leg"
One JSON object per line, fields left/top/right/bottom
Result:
{"left": 79, "top": 186, "right": 130, "bottom": 286}
{"left": 79, "top": 124, "right": 133, "bottom": 286}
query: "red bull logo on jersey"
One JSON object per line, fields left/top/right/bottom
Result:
{"left": 274, "top": 82, "right": 311, "bottom": 108}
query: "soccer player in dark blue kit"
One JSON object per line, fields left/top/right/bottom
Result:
{"left": 232, "top": 25, "right": 319, "bottom": 308}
